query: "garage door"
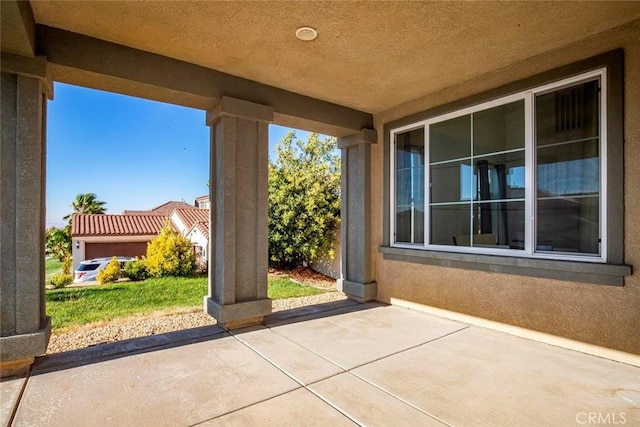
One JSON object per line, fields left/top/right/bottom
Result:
{"left": 85, "top": 242, "right": 149, "bottom": 260}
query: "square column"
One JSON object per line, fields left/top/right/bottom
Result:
{"left": 0, "top": 53, "right": 53, "bottom": 377}
{"left": 337, "top": 129, "right": 378, "bottom": 302}
{"left": 204, "top": 97, "right": 273, "bottom": 329}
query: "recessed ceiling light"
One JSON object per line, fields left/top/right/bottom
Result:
{"left": 295, "top": 27, "right": 318, "bottom": 41}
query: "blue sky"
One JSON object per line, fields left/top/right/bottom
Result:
{"left": 46, "top": 83, "right": 318, "bottom": 227}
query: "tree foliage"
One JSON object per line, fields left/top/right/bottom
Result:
{"left": 268, "top": 131, "right": 340, "bottom": 268}
{"left": 63, "top": 192, "right": 106, "bottom": 221}
{"left": 145, "top": 222, "right": 196, "bottom": 277}
{"left": 45, "top": 226, "right": 71, "bottom": 261}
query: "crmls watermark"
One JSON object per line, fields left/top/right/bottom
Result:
{"left": 576, "top": 412, "right": 627, "bottom": 425}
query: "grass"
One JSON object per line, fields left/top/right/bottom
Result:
{"left": 46, "top": 258, "right": 63, "bottom": 281}
{"left": 267, "top": 276, "right": 326, "bottom": 299}
{"left": 46, "top": 275, "right": 325, "bottom": 331}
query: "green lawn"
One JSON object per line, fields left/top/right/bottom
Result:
{"left": 267, "top": 276, "right": 327, "bottom": 299}
{"left": 45, "top": 258, "right": 63, "bottom": 281}
{"left": 46, "top": 275, "right": 325, "bottom": 331}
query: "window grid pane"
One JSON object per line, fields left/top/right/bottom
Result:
{"left": 535, "top": 79, "right": 600, "bottom": 256}
{"left": 429, "top": 100, "right": 525, "bottom": 249}
{"left": 395, "top": 128, "right": 425, "bottom": 244}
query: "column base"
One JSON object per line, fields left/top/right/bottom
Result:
{"left": 205, "top": 297, "right": 272, "bottom": 329}
{"left": 337, "top": 279, "right": 377, "bottom": 302}
{"left": 0, "top": 357, "right": 34, "bottom": 378}
{"left": 219, "top": 317, "right": 265, "bottom": 331}
{"left": 0, "top": 317, "right": 51, "bottom": 378}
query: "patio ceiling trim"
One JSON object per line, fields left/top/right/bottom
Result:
{"left": 0, "top": 0, "right": 36, "bottom": 57}
{"left": 35, "top": 25, "right": 373, "bottom": 137}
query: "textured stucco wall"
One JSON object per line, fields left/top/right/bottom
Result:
{"left": 372, "top": 20, "right": 640, "bottom": 354}
{"left": 30, "top": 2, "right": 640, "bottom": 114}
{"left": 310, "top": 233, "right": 341, "bottom": 280}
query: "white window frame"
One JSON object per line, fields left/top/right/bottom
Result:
{"left": 390, "top": 68, "right": 607, "bottom": 263}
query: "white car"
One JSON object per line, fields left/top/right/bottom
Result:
{"left": 73, "top": 257, "right": 135, "bottom": 283}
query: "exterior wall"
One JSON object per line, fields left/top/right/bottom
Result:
{"left": 310, "top": 233, "right": 341, "bottom": 280}
{"left": 71, "top": 240, "right": 85, "bottom": 271}
{"left": 84, "top": 242, "right": 149, "bottom": 260}
{"left": 187, "top": 228, "right": 208, "bottom": 254}
{"left": 170, "top": 212, "right": 188, "bottom": 235}
{"left": 371, "top": 20, "right": 640, "bottom": 354}
{"left": 187, "top": 228, "right": 208, "bottom": 269}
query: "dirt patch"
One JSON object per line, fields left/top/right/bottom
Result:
{"left": 272, "top": 266, "right": 336, "bottom": 289}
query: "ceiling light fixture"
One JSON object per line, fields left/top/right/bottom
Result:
{"left": 295, "top": 26, "right": 318, "bottom": 41}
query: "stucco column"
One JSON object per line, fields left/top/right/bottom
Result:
{"left": 0, "top": 53, "right": 53, "bottom": 377}
{"left": 337, "top": 129, "right": 378, "bottom": 302}
{"left": 204, "top": 97, "right": 273, "bottom": 329}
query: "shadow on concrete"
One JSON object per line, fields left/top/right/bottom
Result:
{"left": 265, "top": 299, "right": 382, "bottom": 327}
{"left": 32, "top": 325, "right": 228, "bottom": 375}
{"left": 32, "top": 299, "right": 380, "bottom": 375}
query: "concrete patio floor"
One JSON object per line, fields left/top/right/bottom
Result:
{"left": 2, "top": 301, "right": 639, "bottom": 426}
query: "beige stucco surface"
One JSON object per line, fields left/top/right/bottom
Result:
{"left": 30, "top": 1, "right": 640, "bottom": 113}
{"left": 372, "top": 19, "right": 640, "bottom": 354}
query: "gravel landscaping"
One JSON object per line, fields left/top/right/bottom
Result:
{"left": 47, "top": 269, "right": 344, "bottom": 354}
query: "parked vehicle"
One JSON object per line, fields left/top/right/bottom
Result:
{"left": 73, "top": 257, "right": 135, "bottom": 283}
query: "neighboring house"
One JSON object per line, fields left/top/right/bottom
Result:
{"left": 71, "top": 214, "right": 170, "bottom": 271}
{"left": 186, "top": 221, "right": 209, "bottom": 267}
{"left": 194, "top": 195, "right": 210, "bottom": 209}
{"left": 170, "top": 208, "right": 210, "bottom": 263}
{"left": 124, "top": 200, "right": 196, "bottom": 216}
{"left": 170, "top": 208, "right": 210, "bottom": 236}
{"left": 71, "top": 206, "right": 211, "bottom": 271}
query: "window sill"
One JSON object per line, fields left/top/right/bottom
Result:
{"left": 378, "top": 246, "right": 631, "bottom": 286}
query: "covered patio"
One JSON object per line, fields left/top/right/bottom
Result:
{"left": 4, "top": 301, "right": 639, "bottom": 425}
{"left": 2, "top": 2, "right": 640, "bottom": 423}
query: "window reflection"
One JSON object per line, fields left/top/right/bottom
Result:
{"left": 429, "top": 100, "right": 525, "bottom": 249}
{"left": 535, "top": 79, "right": 600, "bottom": 255}
{"left": 396, "top": 128, "right": 425, "bottom": 244}
{"left": 391, "top": 71, "right": 604, "bottom": 259}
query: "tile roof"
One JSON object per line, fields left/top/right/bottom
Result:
{"left": 188, "top": 221, "right": 209, "bottom": 240}
{"left": 124, "top": 201, "right": 196, "bottom": 217}
{"left": 151, "top": 201, "right": 195, "bottom": 216}
{"left": 122, "top": 210, "right": 163, "bottom": 215}
{"left": 72, "top": 214, "right": 172, "bottom": 237}
{"left": 172, "top": 208, "right": 210, "bottom": 231}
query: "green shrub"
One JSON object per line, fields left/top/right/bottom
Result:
{"left": 145, "top": 222, "right": 196, "bottom": 277}
{"left": 123, "top": 258, "right": 148, "bottom": 281}
{"left": 97, "top": 257, "right": 121, "bottom": 284}
{"left": 268, "top": 132, "right": 340, "bottom": 268}
{"left": 49, "top": 273, "right": 73, "bottom": 289}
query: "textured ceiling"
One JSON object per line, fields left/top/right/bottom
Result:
{"left": 30, "top": 1, "right": 640, "bottom": 113}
